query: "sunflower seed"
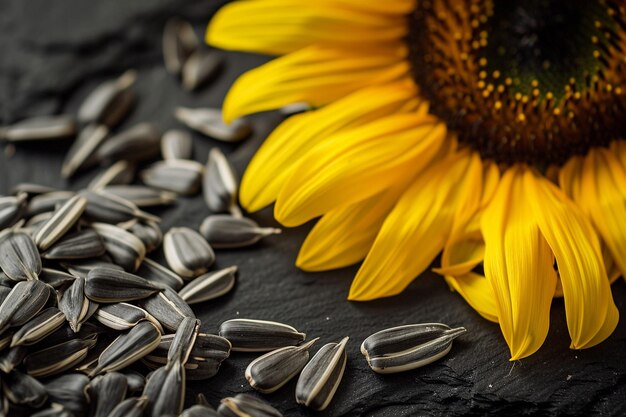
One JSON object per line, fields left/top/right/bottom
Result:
{"left": 31, "top": 404, "right": 74, "bottom": 417}
{"left": 94, "top": 123, "right": 161, "bottom": 165}
{"left": 85, "top": 267, "right": 162, "bottom": 303}
{"left": 33, "top": 195, "right": 87, "bottom": 251}
{"left": 128, "top": 220, "right": 162, "bottom": 253}
{"left": 0, "top": 192, "right": 27, "bottom": 229}
{"left": 246, "top": 337, "right": 319, "bottom": 394}
{"left": 62, "top": 257, "right": 124, "bottom": 278}
{"left": 0, "top": 231, "right": 41, "bottom": 280}
{"left": 124, "top": 370, "right": 146, "bottom": 394}
{"left": 164, "top": 227, "right": 215, "bottom": 278}
{"left": 182, "top": 49, "right": 223, "bottom": 91}
{"left": 38, "top": 269, "right": 74, "bottom": 290}
{"left": 94, "top": 302, "right": 163, "bottom": 333}
{"left": 3, "top": 370, "right": 48, "bottom": 408}
{"left": 90, "top": 222, "right": 147, "bottom": 271}
{"left": 78, "top": 70, "right": 137, "bottom": 126}
{"left": 141, "top": 159, "right": 204, "bottom": 196}
{"left": 0, "top": 345, "right": 27, "bottom": 373}
{"left": 181, "top": 404, "right": 221, "bottom": 417}
{"left": 88, "top": 160, "right": 135, "bottom": 190}
{"left": 0, "top": 280, "right": 50, "bottom": 331}
{"left": 139, "top": 286, "right": 194, "bottom": 332}
{"left": 87, "top": 372, "right": 128, "bottom": 417}
{"left": 27, "top": 191, "right": 74, "bottom": 217}
{"left": 178, "top": 266, "right": 236, "bottom": 305}
{"left": 137, "top": 258, "right": 184, "bottom": 290}
{"left": 163, "top": 18, "right": 199, "bottom": 75}
{"left": 0, "top": 115, "right": 76, "bottom": 142}
{"left": 219, "top": 319, "right": 306, "bottom": 352}
{"left": 175, "top": 107, "right": 251, "bottom": 142}
{"left": 43, "top": 229, "right": 106, "bottom": 260}
{"left": 361, "top": 323, "right": 467, "bottom": 374}
{"left": 145, "top": 360, "right": 185, "bottom": 417}
{"left": 279, "top": 102, "right": 312, "bottom": 116}
{"left": 57, "top": 277, "right": 91, "bottom": 332}
{"left": 25, "top": 336, "right": 97, "bottom": 377}
{"left": 43, "top": 373, "right": 89, "bottom": 416}
{"left": 101, "top": 184, "right": 178, "bottom": 207}
{"left": 203, "top": 147, "right": 241, "bottom": 216}
{"left": 155, "top": 332, "right": 231, "bottom": 362}
{"left": 143, "top": 352, "right": 222, "bottom": 380}
{"left": 109, "top": 396, "right": 148, "bottom": 417}
{"left": 167, "top": 316, "right": 200, "bottom": 367}
{"left": 81, "top": 189, "right": 160, "bottom": 224}
{"left": 38, "top": 321, "right": 101, "bottom": 350}
{"left": 217, "top": 394, "right": 282, "bottom": 417}
{"left": 162, "top": 129, "right": 193, "bottom": 160}
{"left": 199, "top": 215, "right": 281, "bottom": 249}
{"left": 10, "top": 183, "right": 58, "bottom": 196}
{"left": 295, "top": 336, "right": 349, "bottom": 411}
{"left": 61, "top": 124, "right": 110, "bottom": 178}
{"left": 0, "top": 330, "right": 13, "bottom": 350}
{"left": 11, "top": 307, "right": 65, "bottom": 347}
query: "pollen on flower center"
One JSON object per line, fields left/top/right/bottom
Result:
{"left": 408, "top": 0, "right": 626, "bottom": 166}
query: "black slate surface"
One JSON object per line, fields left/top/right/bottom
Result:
{"left": 1, "top": 1, "right": 625, "bottom": 416}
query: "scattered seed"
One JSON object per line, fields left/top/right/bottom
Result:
{"left": 78, "top": 70, "right": 137, "bottom": 127}
{"left": 0, "top": 230, "right": 42, "bottom": 280}
{"left": 199, "top": 215, "right": 281, "bottom": 249}
{"left": 10, "top": 183, "right": 57, "bottom": 197}
{"left": 3, "top": 370, "right": 48, "bottom": 408}
{"left": 0, "top": 280, "right": 50, "bottom": 331}
{"left": 0, "top": 192, "right": 27, "bottom": 229}
{"left": 164, "top": 227, "right": 215, "bottom": 278}
{"left": 94, "top": 302, "right": 163, "bottom": 333}
{"left": 88, "top": 160, "right": 135, "bottom": 190}
{"left": 80, "top": 189, "right": 160, "bottom": 224}
{"left": 39, "top": 268, "right": 75, "bottom": 289}
{"left": 61, "top": 124, "right": 110, "bottom": 178}
{"left": 163, "top": 18, "right": 199, "bottom": 76}
{"left": 43, "top": 229, "right": 106, "bottom": 260}
{"left": 124, "top": 370, "right": 146, "bottom": 394}
{"left": 0, "top": 115, "right": 76, "bottom": 142}
{"left": 218, "top": 319, "right": 306, "bottom": 352}
{"left": 90, "top": 222, "right": 147, "bottom": 271}
{"left": 128, "top": 220, "right": 162, "bottom": 253}
{"left": 24, "top": 336, "right": 97, "bottom": 377}
{"left": 11, "top": 307, "right": 66, "bottom": 347}
{"left": 43, "top": 373, "right": 89, "bottom": 416}
{"left": 181, "top": 404, "right": 221, "bottom": 417}
{"left": 85, "top": 267, "right": 162, "bottom": 303}
{"left": 0, "top": 346, "right": 27, "bottom": 373}
{"left": 175, "top": 107, "right": 251, "bottom": 142}
{"left": 144, "top": 360, "right": 185, "bottom": 417}
{"left": 87, "top": 372, "right": 128, "bottom": 417}
{"left": 58, "top": 277, "right": 93, "bottom": 332}
{"left": 162, "top": 129, "right": 193, "bottom": 160}
{"left": 139, "top": 286, "right": 195, "bottom": 332}
{"left": 218, "top": 394, "right": 282, "bottom": 417}
{"left": 203, "top": 147, "right": 241, "bottom": 216}
{"left": 94, "top": 123, "right": 161, "bottom": 165}
{"left": 167, "top": 316, "right": 200, "bottom": 367}
{"left": 141, "top": 159, "right": 204, "bottom": 196}
{"left": 101, "top": 184, "right": 177, "bottom": 207}
{"left": 295, "top": 337, "right": 349, "bottom": 411}
{"left": 26, "top": 191, "right": 74, "bottom": 217}
{"left": 62, "top": 257, "right": 124, "bottom": 278}
{"left": 137, "top": 258, "right": 185, "bottom": 291}
{"left": 182, "top": 50, "right": 223, "bottom": 91}
{"left": 109, "top": 396, "right": 148, "bottom": 417}
{"left": 0, "top": 330, "right": 13, "bottom": 350}
{"left": 33, "top": 195, "right": 87, "bottom": 251}
{"left": 178, "top": 266, "right": 237, "bottom": 305}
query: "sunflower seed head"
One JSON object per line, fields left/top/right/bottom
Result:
{"left": 109, "top": 396, "right": 148, "bottom": 417}
{"left": 1, "top": 115, "right": 76, "bottom": 142}
{"left": 0, "top": 345, "right": 27, "bottom": 373}
{"left": 33, "top": 195, "right": 87, "bottom": 251}
{"left": 137, "top": 258, "right": 185, "bottom": 291}
{"left": 81, "top": 189, "right": 160, "bottom": 224}
{"left": 0, "top": 280, "right": 50, "bottom": 330}
{"left": 87, "top": 372, "right": 128, "bottom": 417}
{"left": 0, "top": 192, "right": 27, "bottom": 229}
{"left": 175, "top": 107, "right": 251, "bottom": 142}
{"left": 3, "top": 370, "right": 48, "bottom": 408}
{"left": 295, "top": 336, "right": 349, "bottom": 411}
{"left": 182, "top": 50, "right": 223, "bottom": 91}
{"left": 141, "top": 159, "right": 204, "bottom": 196}
{"left": 95, "top": 302, "right": 163, "bottom": 333}
{"left": 61, "top": 124, "right": 109, "bottom": 178}
{"left": 162, "top": 129, "right": 193, "bottom": 160}
{"left": 361, "top": 324, "right": 467, "bottom": 374}
{"left": 203, "top": 147, "right": 241, "bottom": 216}
{"left": 246, "top": 337, "right": 319, "bottom": 394}
{"left": 43, "top": 229, "right": 106, "bottom": 260}
{"left": 102, "top": 184, "right": 178, "bottom": 207}
{"left": 85, "top": 267, "right": 162, "bottom": 303}
{"left": 0, "top": 230, "right": 41, "bottom": 281}
{"left": 219, "top": 319, "right": 306, "bottom": 352}
{"left": 164, "top": 227, "right": 215, "bottom": 278}
{"left": 181, "top": 404, "right": 221, "bottom": 417}
{"left": 95, "top": 122, "right": 161, "bottom": 165}
{"left": 78, "top": 70, "right": 137, "bottom": 126}
{"left": 88, "top": 160, "right": 135, "bottom": 190}
{"left": 199, "top": 215, "right": 281, "bottom": 249}
{"left": 25, "top": 336, "right": 97, "bottom": 377}
{"left": 43, "top": 373, "right": 89, "bottom": 416}
{"left": 163, "top": 18, "right": 199, "bottom": 76}
{"left": 139, "top": 286, "right": 195, "bottom": 332}
{"left": 218, "top": 394, "right": 283, "bottom": 417}
{"left": 11, "top": 307, "right": 66, "bottom": 347}
{"left": 90, "top": 222, "right": 147, "bottom": 271}
{"left": 178, "top": 266, "right": 237, "bottom": 304}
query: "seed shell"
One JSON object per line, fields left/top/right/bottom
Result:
{"left": 81, "top": 189, "right": 160, "bottom": 224}
{"left": 203, "top": 147, "right": 241, "bottom": 216}
{"left": 182, "top": 49, "right": 223, "bottom": 91}
{"left": 141, "top": 159, "right": 204, "bottom": 196}
{"left": 199, "top": 215, "right": 281, "bottom": 249}
{"left": 101, "top": 185, "right": 178, "bottom": 207}
{"left": 78, "top": 70, "right": 137, "bottom": 126}
{"left": 218, "top": 319, "right": 306, "bottom": 352}
{"left": 0, "top": 280, "right": 50, "bottom": 330}
{"left": 87, "top": 372, "right": 128, "bottom": 417}
{"left": 91, "top": 222, "right": 147, "bottom": 271}
{"left": 217, "top": 393, "right": 282, "bottom": 417}
{"left": 137, "top": 258, "right": 185, "bottom": 290}
{"left": 26, "top": 191, "right": 74, "bottom": 217}
{"left": 42, "top": 229, "right": 106, "bottom": 260}
{"left": 163, "top": 18, "right": 199, "bottom": 76}
{"left": 11, "top": 307, "right": 66, "bottom": 347}
{"left": 85, "top": 267, "right": 162, "bottom": 303}
{"left": 162, "top": 129, "right": 193, "bottom": 160}
{"left": 164, "top": 227, "right": 215, "bottom": 278}
{"left": 24, "top": 336, "right": 97, "bottom": 377}
{"left": 94, "top": 122, "right": 161, "bottom": 164}
{"left": 178, "top": 265, "right": 237, "bottom": 304}
{"left": 167, "top": 316, "right": 200, "bottom": 367}
{"left": 94, "top": 302, "right": 163, "bottom": 333}
{"left": 175, "top": 107, "right": 251, "bottom": 142}
{"left": 88, "top": 159, "right": 135, "bottom": 190}
{"left": 0, "top": 230, "right": 42, "bottom": 281}
{"left": 33, "top": 195, "right": 87, "bottom": 251}
{"left": 139, "top": 286, "right": 195, "bottom": 332}
{"left": 61, "top": 124, "right": 109, "bottom": 178}
{"left": 58, "top": 277, "right": 92, "bottom": 332}
{"left": 0, "top": 115, "right": 76, "bottom": 142}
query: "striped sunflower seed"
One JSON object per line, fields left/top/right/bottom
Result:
{"left": 246, "top": 337, "right": 319, "bottom": 394}
{"left": 43, "top": 373, "right": 89, "bottom": 416}
{"left": 42, "top": 229, "right": 106, "bottom": 260}
{"left": 128, "top": 220, "right": 162, "bottom": 253}
{"left": 137, "top": 258, "right": 184, "bottom": 290}
{"left": 88, "top": 160, "right": 135, "bottom": 190}
{"left": 167, "top": 316, "right": 200, "bottom": 367}
{"left": 94, "top": 123, "right": 161, "bottom": 164}
{"left": 163, "top": 18, "right": 199, "bottom": 76}
{"left": 109, "top": 396, "right": 148, "bottom": 417}
{"left": 0, "top": 192, "right": 27, "bottom": 229}
{"left": 31, "top": 404, "right": 74, "bottom": 417}
{"left": 143, "top": 354, "right": 224, "bottom": 381}
{"left": 139, "top": 286, "right": 195, "bottom": 332}
{"left": 0, "top": 230, "right": 41, "bottom": 280}
{"left": 124, "top": 370, "right": 146, "bottom": 394}
{"left": 199, "top": 215, "right": 281, "bottom": 249}
{"left": 0, "top": 346, "right": 27, "bottom": 373}
{"left": 218, "top": 319, "right": 306, "bottom": 352}
{"left": 58, "top": 277, "right": 93, "bottom": 332}
{"left": 101, "top": 184, "right": 177, "bottom": 207}
{"left": 26, "top": 190, "right": 74, "bottom": 217}
{"left": 141, "top": 159, "right": 204, "bottom": 196}
{"left": 217, "top": 394, "right": 282, "bottom": 417}
{"left": 144, "top": 360, "right": 185, "bottom": 417}
{"left": 39, "top": 268, "right": 75, "bottom": 289}
{"left": 78, "top": 70, "right": 137, "bottom": 126}
{"left": 164, "top": 227, "right": 215, "bottom": 278}
{"left": 0, "top": 115, "right": 76, "bottom": 142}
{"left": 61, "top": 124, "right": 109, "bottom": 178}
{"left": 181, "top": 404, "right": 220, "bottom": 417}
{"left": 90, "top": 222, "right": 147, "bottom": 271}
{"left": 11, "top": 307, "right": 65, "bottom": 347}
{"left": 203, "top": 147, "right": 241, "bottom": 216}
{"left": 182, "top": 50, "right": 223, "bottom": 91}
{"left": 87, "top": 372, "right": 128, "bottom": 417}
{"left": 0, "top": 330, "right": 13, "bottom": 350}
{"left": 361, "top": 323, "right": 467, "bottom": 374}
{"left": 89, "top": 320, "right": 161, "bottom": 376}
{"left": 85, "top": 267, "right": 162, "bottom": 303}
{"left": 94, "top": 302, "right": 163, "bottom": 333}
{"left": 159, "top": 332, "right": 231, "bottom": 362}
{"left": 0, "top": 280, "right": 50, "bottom": 331}
{"left": 25, "top": 335, "right": 97, "bottom": 377}
{"left": 10, "top": 183, "right": 57, "bottom": 197}
{"left": 178, "top": 266, "right": 237, "bottom": 304}
{"left": 3, "top": 370, "right": 48, "bottom": 408}
{"left": 62, "top": 257, "right": 124, "bottom": 278}
{"left": 175, "top": 107, "right": 251, "bottom": 142}
{"left": 162, "top": 129, "right": 193, "bottom": 160}
{"left": 80, "top": 189, "right": 160, "bottom": 224}
{"left": 38, "top": 322, "right": 101, "bottom": 350}
{"left": 295, "top": 336, "right": 349, "bottom": 411}
{"left": 33, "top": 195, "right": 87, "bottom": 251}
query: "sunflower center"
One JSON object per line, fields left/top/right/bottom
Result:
{"left": 408, "top": 0, "right": 626, "bottom": 166}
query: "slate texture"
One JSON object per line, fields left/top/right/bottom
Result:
{"left": 0, "top": 1, "right": 625, "bottom": 416}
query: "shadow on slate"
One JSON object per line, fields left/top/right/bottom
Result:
{"left": 1, "top": 0, "right": 625, "bottom": 416}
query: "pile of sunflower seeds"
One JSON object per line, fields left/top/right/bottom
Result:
{"left": 0, "top": 17, "right": 469, "bottom": 416}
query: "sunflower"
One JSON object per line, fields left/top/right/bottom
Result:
{"left": 206, "top": 0, "right": 624, "bottom": 359}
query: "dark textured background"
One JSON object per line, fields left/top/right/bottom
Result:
{"left": 1, "top": 1, "right": 625, "bottom": 416}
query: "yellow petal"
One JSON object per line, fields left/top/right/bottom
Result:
{"left": 444, "top": 273, "right": 499, "bottom": 323}
{"left": 222, "top": 45, "right": 409, "bottom": 122}
{"left": 240, "top": 81, "right": 422, "bottom": 212}
{"left": 348, "top": 150, "right": 483, "bottom": 301}
{"left": 206, "top": 0, "right": 409, "bottom": 55}
{"left": 523, "top": 168, "right": 619, "bottom": 349}
{"left": 434, "top": 230, "right": 484, "bottom": 277}
{"left": 275, "top": 115, "right": 445, "bottom": 226}
{"left": 481, "top": 166, "right": 557, "bottom": 360}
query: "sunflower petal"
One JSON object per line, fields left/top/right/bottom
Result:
{"left": 206, "top": 0, "right": 409, "bottom": 55}
{"left": 444, "top": 273, "right": 499, "bottom": 323}
{"left": 222, "top": 45, "right": 409, "bottom": 122}
{"left": 240, "top": 81, "right": 422, "bottom": 212}
{"left": 524, "top": 168, "right": 619, "bottom": 349}
{"left": 275, "top": 115, "right": 445, "bottom": 226}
